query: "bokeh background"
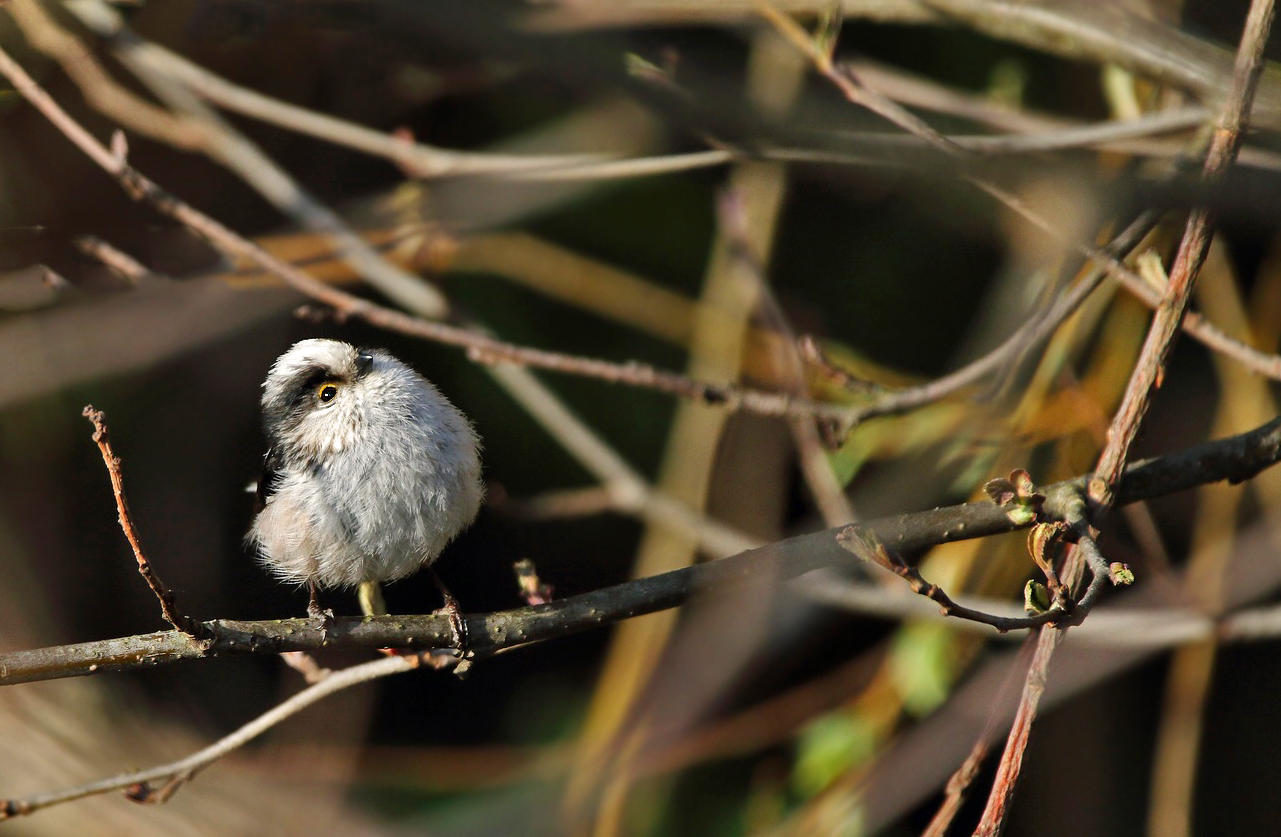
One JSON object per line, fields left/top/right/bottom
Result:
{"left": 2, "top": 1, "right": 1281, "bottom": 835}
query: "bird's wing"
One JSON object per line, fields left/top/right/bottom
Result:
{"left": 253, "top": 446, "right": 282, "bottom": 515}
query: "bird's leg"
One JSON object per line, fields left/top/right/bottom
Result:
{"left": 358, "top": 580, "right": 387, "bottom": 617}
{"left": 429, "top": 567, "right": 468, "bottom": 653}
{"left": 307, "top": 580, "right": 335, "bottom": 638}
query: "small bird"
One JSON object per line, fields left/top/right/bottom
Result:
{"left": 247, "top": 339, "right": 483, "bottom": 638}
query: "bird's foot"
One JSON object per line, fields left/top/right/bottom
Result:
{"left": 427, "top": 567, "right": 469, "bottom": 655}
{"left": 434, "top": 593, "right": 469, "bottom": 656}
{"left": 307, "top": 582, "right": 335, "bottom": 641}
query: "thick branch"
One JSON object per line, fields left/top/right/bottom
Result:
{"left": 3, "top": 416, "right": 1278, "bottom": 686}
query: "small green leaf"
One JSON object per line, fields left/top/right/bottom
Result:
{"left": 1006, "top": 504, "right": 1038, "bottom": 526}
{"left": 1109, "top": 562, "right": 1136, "bottom": 585}
{"left": 1024, "top": 580, "right": 1051, "bottom": 615}
{"left": 890, "top": 621, "right": 957, "bottom": 716}
{"left": 836, "top": 526, "right": 897, "bottom": 571}
{"left": 793, "top": 714, "right": 878, "bottom": 798}
{"left": 985, "top": 469, "right": 1044, "bottom": 524}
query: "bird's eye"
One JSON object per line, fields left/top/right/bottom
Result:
{"left": 317, "top": 384, "right": 339, "bottom": 403}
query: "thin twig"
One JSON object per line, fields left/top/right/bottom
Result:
{"left": 993, "top": 181, "right": 1281, "bottom": 382}
{"left": 758, "top": 2, "right": 961, "bottom": 157}
{"left": 1069, "top": 532, "right": 1114, "bottom": 617}
{"left": 63, "top": 0, "right": 619, "bottom": 179}
{"left": 6, "top": 35, "right": 1280, "bottom": 448}
{"left": 836, "top": 527, "right": 1066, "bottom": 633}
{"left": 838, "top": 106, "right": 1211, "bottom": 155}
{"left": 475, "top": 359, "right": 760, "bottom": 559}
{"left": 81, "top": 407, "right": 201, "bottom": 637}
{"left": 56, "top": 2, "right": 1247, "bottom": 188}
{"left": 52, "top": 0, "right": 1281, "bottom": 389}
{"left": 279, "top": 651, "right": 333, "bottom": 685}
{"left": 760, "top": 2, "right": 1275, "bottom": 830}
{"left": 5, "top": 0, "right": 204, "bottom": 149}
{"left": 762, "top": 4, "right": 1276, "bottom": 833}
{"left": 831, "top": 210, "right": 1161, "bottom": 424}
{"left": 61, "top": 1, "right": 449, "bottom": 318}
{"left": 718, "top": 185, "right": 857, "bottom": 525}
{"left": 922, "top": 730, "right": 995, "bottom": 837}
{"left": 796, "top": 572, "right": 1220, "bottom": 648}
{"left": 0, "top": 654, "right": 419, "bottom": 821}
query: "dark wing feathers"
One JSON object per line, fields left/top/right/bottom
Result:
{"left": 253, "top": 446, "right": 282, "bottom": 514}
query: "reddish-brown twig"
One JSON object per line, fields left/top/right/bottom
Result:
{"left": 922, "top": 637, "right": 1037, "bottom": 837}
{"left": 762, "top": 0, "right": 1277, "bottom": 828}
{"left": 1090, "top": 1, "right": 1278, "bottom": 500}
{"left": 975, "top": 1, "right": 1277, "bottom": 833}
{"left": 836, "top": 527, "right": 1070, "bottom": 633}
{"left": 972, "top": 625, "right": 1063, "bottom": 836}
{"left": 82, "top": 406, "right": 198, "bottom": 636}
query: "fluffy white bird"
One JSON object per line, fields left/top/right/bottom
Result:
{"left": 248, "top": 339, "right": 482, "bottom": 634}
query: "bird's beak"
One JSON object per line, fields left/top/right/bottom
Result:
{"left": 355, "top": 352, "right": 375, "bottom": 377}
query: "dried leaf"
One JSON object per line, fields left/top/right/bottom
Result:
{"left": 1026, "top": 521, "right": 1068, "bottom": 579}
{"left": 984, "top": 477, "right": 1017, "bottom": 506}
{"left": 1011, "top": 468, "right": 1035, "bottom": 498}
{"left": 985, "top": 469, "right": 1045, "bottom": 524}
{"left": 836, "top": 526, "right": 897, "bottom": 571}
{"left": 813, "top": 0, "right": 844, "bottom": 62}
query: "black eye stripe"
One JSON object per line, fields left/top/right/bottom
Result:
{"left": 283, "top": 367, "right": 333, "bottom": 409}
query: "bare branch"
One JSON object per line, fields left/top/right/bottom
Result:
{"left": 81, "top": 406, "right": 203, "bottom": 638}
{"left": 830, "top": 210, "right": 1161, "bottom": 423}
